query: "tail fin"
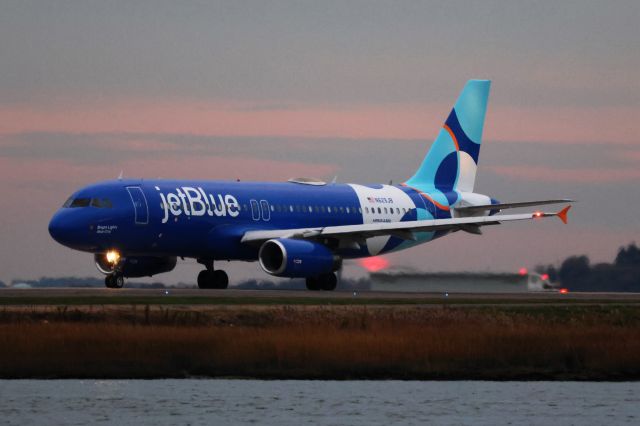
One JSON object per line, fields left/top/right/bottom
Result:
{"left": 405, "top": 79, "right": 491, "bottom": 193}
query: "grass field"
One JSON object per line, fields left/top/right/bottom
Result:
{"left": 1, "top": 302, "right": 640, "bottom": 380}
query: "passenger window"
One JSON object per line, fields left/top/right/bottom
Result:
{"left": 346, "top": 207, "right": 350, "bottom": 213}
{"left": 358, "top": 207, "right": 362, "bottom": 214}
{"left": 365, "top": 207, "right": 369, "bottom": 214}
{"left": 377, "top": 207, "right": 382, "bottom": 214}
{"left": 384, "top": 207, "right": 388, "bottom": 214}
{"left": 308, "top": 206, "right": 313, "bottom": 212}
{"left": 328, "top": 207, "right": 332, "bottom": 213}
{"left": 289, "top": 205, "right": 294, "bottom": 212}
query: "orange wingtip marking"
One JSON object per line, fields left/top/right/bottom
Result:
{"left": 443, "top": 124, "right": 459, "bottom": 151}
{"left": 557, "top": 205, "right": 571, "bottom": 224}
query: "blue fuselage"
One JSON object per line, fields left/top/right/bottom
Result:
{"left": 48, "top": 179, "right": 455, "bottom": 261}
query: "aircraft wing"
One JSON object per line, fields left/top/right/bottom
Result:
{"left": 241, "top": 206, "right": 571, "bottom": 245}
{"left": 455, "top": 199, "right": 573, "bottom": 214}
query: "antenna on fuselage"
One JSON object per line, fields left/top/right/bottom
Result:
{"left": 117, "top": 170, "right": 123, "bottom": 180}
{"left": 331, "top": 176, "right": 338, "bottom": 184}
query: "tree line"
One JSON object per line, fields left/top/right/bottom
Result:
{"left": 538, "top": 243, "right": 640, "bottom": 292}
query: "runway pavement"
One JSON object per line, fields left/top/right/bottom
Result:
{"left": 2, "top": 287, "right": 640, "bottom": 305}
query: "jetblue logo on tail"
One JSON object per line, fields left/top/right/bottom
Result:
{"left": 156, "top": 186, "right": 240, "bottom": 223}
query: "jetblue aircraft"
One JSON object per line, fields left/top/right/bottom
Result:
{"left": 48, "top": 80, "right": 571, "bottom": 290}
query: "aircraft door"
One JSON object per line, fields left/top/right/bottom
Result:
{"left": 126, "top": 186, "right": 149, "bottom": 225}
{"left": 250, "top": 199, "right": 260, "bottom": 221}
{"left": 260, "top": 200, "right": 270, "bottom": 221}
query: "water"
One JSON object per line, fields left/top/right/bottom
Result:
{"left": 1, "top": 380, "right": 638, "bottom": 425}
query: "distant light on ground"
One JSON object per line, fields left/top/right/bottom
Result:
{"left": 359, "top": 256, "right": 390, "bottom": 272}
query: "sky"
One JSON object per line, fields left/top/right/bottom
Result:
{"left": 0, "top": 0, "right": 639, "bottom": 285}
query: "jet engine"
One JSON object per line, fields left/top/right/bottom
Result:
{"left": 95, "top": 253, "right": 177, "bottom": 278}
{"left": 258, "top": 238, "right": 341, "bottom": 278}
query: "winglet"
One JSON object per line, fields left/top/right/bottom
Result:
{"left": 557, "top": 205, "right": 571, "bottom": 224}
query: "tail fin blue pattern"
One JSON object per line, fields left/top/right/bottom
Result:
{"left": 405, "top": 80, "right": 491, "bottom": 195}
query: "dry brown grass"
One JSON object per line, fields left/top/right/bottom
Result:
{"left": 2, "top": 305, "right": 640, "bottom": 379}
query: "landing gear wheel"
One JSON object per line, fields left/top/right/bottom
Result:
{"left": 105, "top": 274, "right": 124, "bottom": 289}
{"left": 213, "top": 270, "right": 229, "bottom": 289}
{"left": 197, "top": 269, "right": 229, "bottom": 289}
{"left": 114, "top": 275, "right": 124, "bottom": 288}
{"left": 197, "top": 270, "right": 210, "bottom": 289}
{"left": 305, "top": 277, "right": 321, "bottom": 291}
{"left": 318, "top": 273, "right": 337, "bottom": 291}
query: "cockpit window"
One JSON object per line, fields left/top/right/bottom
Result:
{"left": 68, "top": 198, "right": 91, "bottom": 208}
{"left": 62, "top": 196, "right": 74, "bottom": 208}
{"left": 63, "top": 197, "right": 112, "bottom": 208}
{"left": 90, "top": 198, "right": 113, "bottom": 208}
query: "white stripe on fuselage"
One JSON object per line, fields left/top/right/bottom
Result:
{"left": 348, "top": 184, "right": 416, "bottom": 255}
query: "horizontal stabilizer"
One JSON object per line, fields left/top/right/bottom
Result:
{"left": 455, "top": 199, "right": 573, "bottom": 214}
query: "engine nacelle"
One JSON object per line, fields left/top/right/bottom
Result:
{"left": 259, "top": 239, "right": 341, "bottom": 278}
{"left": 95, "top": 254, "right": 177, "bottom": 278}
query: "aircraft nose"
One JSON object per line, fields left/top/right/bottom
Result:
{"left": 48, "top": 211, "right": 83, "bottom": 247}
{"left": 48, "top": 213, "right": 66, "bottom": 244}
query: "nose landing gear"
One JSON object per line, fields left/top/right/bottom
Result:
{"left": 105, "top": 274, "right": 124, "bottom": 289}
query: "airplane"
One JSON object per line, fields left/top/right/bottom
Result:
{"left": 48, "top": 80, "right": 572, "bottom": 290}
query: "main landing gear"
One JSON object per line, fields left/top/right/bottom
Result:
{"left": 197, "top": 259, "right": 229, "bottom": 289}
{"left": 105, "top": 274, "right": 124, "bottom": 289}
{"left": 305, "top": 272, "right": 338, "bottom": 291}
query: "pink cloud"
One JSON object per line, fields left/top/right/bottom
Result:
{"left": 0, "top": 100, "right": 440, "bottom": 140}
{"left": 487, "top": 165, "right": 640, "bottom": 183}
{"left": 486, "top": 105, "right": 640, "bottom": 145}
{"left": 1, "top": 98, "right": 638, "bottom": 144}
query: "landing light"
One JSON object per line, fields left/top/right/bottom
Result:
{"left": 559, "top": 288, "right": 569, "bottom": 294}
{"left": 518, "top": 267, "right": 528, "bottom": 276}
{"left": 533, "top": 211, "right": 543, "bottom": 218}
{"left": 106, "top": 250, "right": 121, "bottom": 264}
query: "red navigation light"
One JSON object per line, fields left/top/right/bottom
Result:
{"left": 518, "top": 267, "right": 528, "bottom": 276}
{"left": 359, "top": 256, "right": 390, "bottom": 272}
{"left": 559, "top": 288, "right": 569, "bottom": 294}
{"left": 541, "top": 273, "right": 549, "bottom": 281}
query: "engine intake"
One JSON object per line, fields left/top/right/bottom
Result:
{"left": 259, "top": 239, "right": 341, "bottom": 278}
{"left": 95, "top": 254, "right": 177, "bottom": 278}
